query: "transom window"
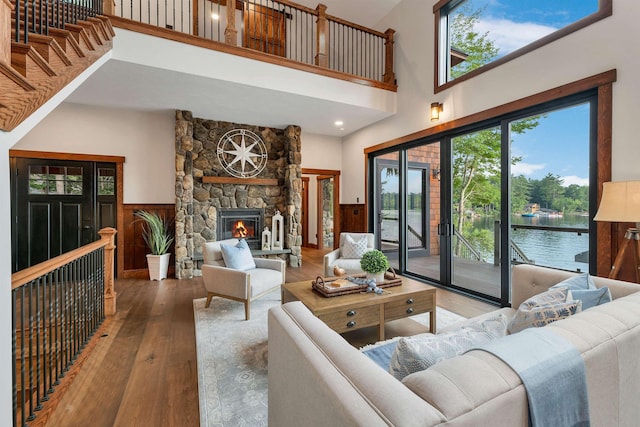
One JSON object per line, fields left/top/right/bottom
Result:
{"left": 28, "top": 165, "right": 83, "bottom": 195}
{"left": 435, "top": 0, "right": 610, "bottom": 90}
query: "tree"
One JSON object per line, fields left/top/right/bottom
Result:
{"left": 450, "top": 3, "right": 499, "bottom": 79}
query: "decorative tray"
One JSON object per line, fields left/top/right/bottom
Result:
{"left": 311, "top": 270, "right": 402, "bottom": 297}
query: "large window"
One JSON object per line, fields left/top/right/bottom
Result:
{"left": 435, "top": 0, "right": 611, "bottom": 90}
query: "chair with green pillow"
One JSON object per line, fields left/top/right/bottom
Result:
{"left": 202, "top": 238, "right": 286, "bottom": 320}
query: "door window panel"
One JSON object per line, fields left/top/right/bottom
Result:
{"left": 29, "top": 165, "right": 84, "bottom": 195}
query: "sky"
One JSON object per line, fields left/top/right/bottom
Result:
{"left": 459, "top": 0, "right": 597, "bottom": 187}
{"left": 463, "top": 0, "right": 600, "bottom": 58}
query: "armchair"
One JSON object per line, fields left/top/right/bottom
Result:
{"left": 202, "top": 238, "right": 285, "bottom": 320}
{"left": 323, "top": 232, "right": 375, "bottom": 277}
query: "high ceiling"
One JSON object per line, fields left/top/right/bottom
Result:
{"left": 64, "top": 0, "right": 401, "bottom": 137}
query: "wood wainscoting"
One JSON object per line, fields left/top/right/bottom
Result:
{"left": 340, "top": 204, "right": 367, "bottom": 233}
{"left": 120, "top": 204, "right": 175, "bottom": 279}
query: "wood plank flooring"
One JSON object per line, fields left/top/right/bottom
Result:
{"left": 44, "top": 247, "right": 496, "bottom": 427}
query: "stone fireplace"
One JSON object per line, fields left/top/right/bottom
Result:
{"left": 174, "top": 111, "right": 303, "bottom": 279}
{"left": 217, "top": 208, "right": 264, "bottom": 249}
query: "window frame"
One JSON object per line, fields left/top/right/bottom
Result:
{"left": 433, "top": 0, "right": 612, "bottom": 93}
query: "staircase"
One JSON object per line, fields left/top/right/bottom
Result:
{"left": 0, "top": 0, "right": 114, "bottom": 132}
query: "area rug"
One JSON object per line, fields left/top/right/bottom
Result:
{"left": 193, "top": 293, "right": 466, "bottom": 427}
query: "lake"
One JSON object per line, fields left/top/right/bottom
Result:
{"left": 472, "top": 214, "right": 590, "bottom": 272}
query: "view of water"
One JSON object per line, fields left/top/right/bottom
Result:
{"left": 472, "top": 214, "right": 590, "bottom": 272}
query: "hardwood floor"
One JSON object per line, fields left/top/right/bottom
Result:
{"left": 44, "top": 247, "right": 496, "bottom": 426}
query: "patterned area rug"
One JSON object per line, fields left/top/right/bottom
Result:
{"left": 193, "top": 293, "right": 466, "bottom": 427}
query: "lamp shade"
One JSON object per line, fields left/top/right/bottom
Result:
{"left": 594, "top": 180, "right": 640, "bottom": 222}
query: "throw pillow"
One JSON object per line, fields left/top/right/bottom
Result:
{"left": 550, "top": 273, "right": 596, "bottom": 291}
{"left": 360, "top": 337, "right": 403, "bottom": 370}
{"left": 388, "top": 313, "right": 508, "bottom": 381}
{"left": 568, "top": 286, "right": 611, "bottom": 310}
{"left": 220, "top": 239, "right": 256, "bottom": 271}
{"left": 341, "top": 235, "right": 368, "bottom": 259}
{"left": 551, "top": 272, "right": 612, "bottom": 310}
{"left": 507, "top": 287, "right": 582, "bottom": 334}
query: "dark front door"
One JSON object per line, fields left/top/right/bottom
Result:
{"left": 11, "top": 158, "right": 116, "bottom": 272}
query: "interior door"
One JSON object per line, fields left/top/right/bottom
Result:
{"left": 244, "top": 3, "right": 286, "bottom": 57}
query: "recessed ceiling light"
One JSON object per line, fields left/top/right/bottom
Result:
{"left": 211, "top": 13, "right": 220, "bottom": 20}
{"left": 339, "top": 128, "right": 345, "bottom": 131}
{"left": 334, "top": 120, "right": 344, "bottom": 126}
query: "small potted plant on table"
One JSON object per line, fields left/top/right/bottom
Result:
{"left": 360, "top": 249, "right": 390, "bottom": 284}
{"left": 135, "top": 210, "right": 174, "bottom": 281}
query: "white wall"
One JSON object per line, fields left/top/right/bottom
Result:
{"left": 341, "top": 0, "right": 640, "bottom": 202}
{"left": 13, "top": 104, "right": 175, "bottom": 204}
{"left": 0, "top": 147, "right": 12, "bottom": 421}
{"left": 301, "top": 131, "right": 342, "bottom": 245}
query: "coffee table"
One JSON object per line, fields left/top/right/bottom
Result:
{"left": 282, "top": 276, "right": 436, "bottom": 341}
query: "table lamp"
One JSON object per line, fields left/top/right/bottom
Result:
{"left": 594, "top": 180, "right": 640, "bottom": 280}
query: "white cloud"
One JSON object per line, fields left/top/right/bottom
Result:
{"left": 474, "top": 18, "right": 557, "bottom": 56}
{"left": 511, "top": 162, "right": 545, "bottom": 176}
{"left": 560, "top": 175, "right": 589, "bottom": 187}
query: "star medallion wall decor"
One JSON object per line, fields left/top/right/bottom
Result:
{"left": 217, "top": 129, "right": 268, "bottom": 178}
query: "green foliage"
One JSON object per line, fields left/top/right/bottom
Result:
{"left": 449, "top": 3, "right": 499, "bottom": 79}
{"left": 135, "top": 210, "right": 174, "bottom": 255}
{"left": 360, "top": 250, "right": 390, "bottom": 274}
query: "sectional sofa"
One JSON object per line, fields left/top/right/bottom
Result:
{"left": 268, "top": 264, "right": 640, "bottom": 426}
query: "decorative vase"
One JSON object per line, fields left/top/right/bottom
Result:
{"left": 147, "top": 253, "right": 170, "bottom": 281}
{"left": 366, "top": 271, "right": 386, "bottom": 284}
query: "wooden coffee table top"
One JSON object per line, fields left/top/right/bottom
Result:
{"left": 282, "top": 276, "right": 436, "bottom": 316}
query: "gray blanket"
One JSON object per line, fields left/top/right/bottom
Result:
{"left": 471, "top": 328, "right": 590, "bottom": 427}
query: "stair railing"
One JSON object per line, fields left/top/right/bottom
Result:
{"left": 11, "top": 227, "right": 116, "bottom": 427}
{"left": 13, "top": 0, "right": 104, "bottom": 43}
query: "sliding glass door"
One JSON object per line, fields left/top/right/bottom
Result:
{"left": 450, "top": 126, "right": 502, "bottom": 298}
{"left": 368, "top": 93, "right": 596, "bottom": 306}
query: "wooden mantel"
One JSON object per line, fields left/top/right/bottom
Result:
{"left": 202, "top": 176, "right": 279, "bottom": 186}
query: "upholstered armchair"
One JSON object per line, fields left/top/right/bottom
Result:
{"left": 202, "top": 238, "right": 286, "bottom": 320}
{"left": 323, "top": 232, "right": 375, "bottom": 277}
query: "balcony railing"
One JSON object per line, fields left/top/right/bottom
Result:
{"left": 11, "top": 228, "right": 116, "bottom": 427}
{"left": 108, "top": 0, "right": 396, "bottom": 87}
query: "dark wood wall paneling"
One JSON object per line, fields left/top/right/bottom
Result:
{"left": 121, "top": 204, "right": 175, "bottom": 279}
{"left": 340, "top": 204, "right": 367, "bottom": 233}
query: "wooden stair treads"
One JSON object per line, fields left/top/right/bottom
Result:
{"left": 0, "top": 17, "right": 114, "bottom": 131}
{"left": 77, "top": 20, "right": 104, "bottom": 46}
{"left": 64, "top": 23, "right": 96, "bottom": 51}
{"left": 49, "top": 27, "right": 86, "bottom": 59}
{"left": 28, "top": 33, "right": 72, "bottom": 65}
{"left": 0, "top": 61, "right": 36, "bottom": 91}
{"left": 96, "top": 15, "right": 116, "bottom": 37}
{"left": 11, "top": 42, "right": 57, "bottom": 78}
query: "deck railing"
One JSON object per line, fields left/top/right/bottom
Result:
{"left": 109, "top": 0, "right": 395, "bottom": 85}
{"left": 13, "top": 0, "right": 103, "bottom": 44}
{"left": 11, "top": 228, "right": 116, "bottom": 427}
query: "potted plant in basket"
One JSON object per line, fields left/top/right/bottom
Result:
{"left": 360, "top": 249, "right": 390, "bottom": 283}
{"left": 135, "top": 210, "right": 174, "bottom": 281}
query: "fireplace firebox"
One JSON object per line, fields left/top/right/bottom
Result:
{"left": 217, "top": 208, "right": 264, "bottom": 249}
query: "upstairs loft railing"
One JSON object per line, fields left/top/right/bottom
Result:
{"left": 109, "top": 0, "right": 396, "bottom": 87}
{"left": 12, "top": 0, "right": 104, "bottom": 43}
{"left": 11, "top": 228, "right": 116, "bottom": 427}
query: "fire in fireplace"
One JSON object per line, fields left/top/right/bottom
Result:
{"left": 217, "top": 208, "right": 264, "bottom": 249}
{"left": 232, "top": 220, "right": 252, "bottom": 238}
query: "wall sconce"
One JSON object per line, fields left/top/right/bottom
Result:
{"left": 430, "top": 102, "right": 443, "bottom": 121}
{"left": 432, "top": 167, "right": 441, "bottom": 181}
